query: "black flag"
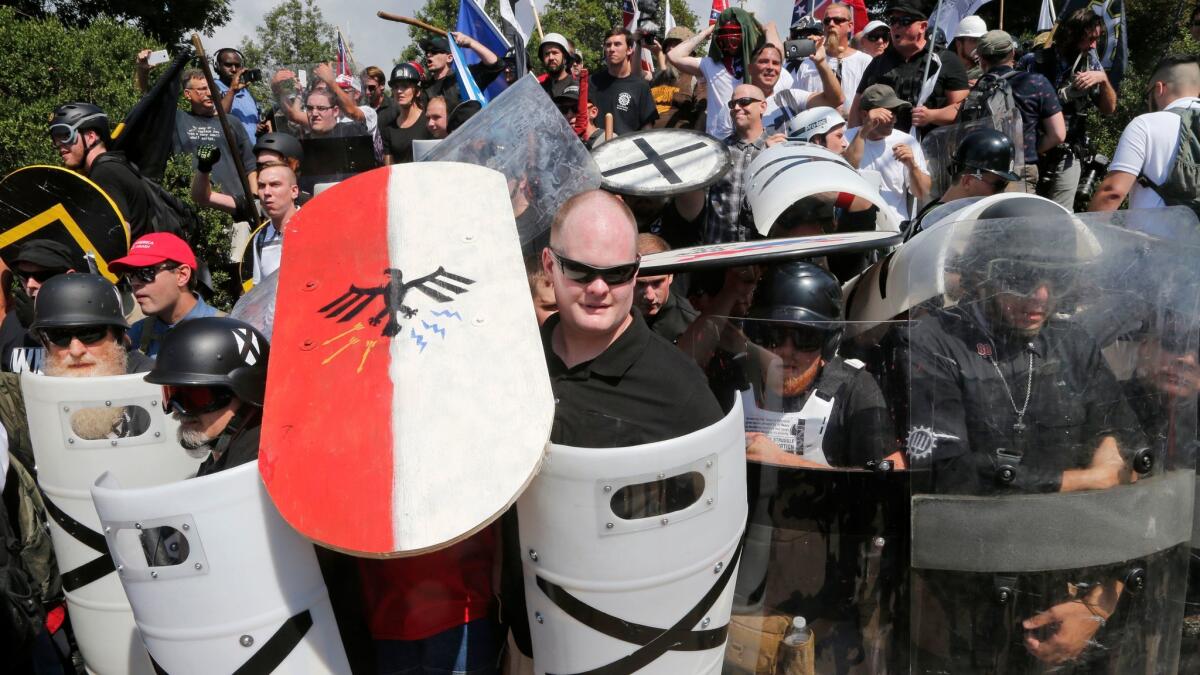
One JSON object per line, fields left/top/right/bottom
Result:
{"left": 111, "top": 48, "right": 193, "bottom": 183}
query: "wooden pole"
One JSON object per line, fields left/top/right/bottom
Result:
{"left": 191, "top": 33, "right": 256, "bottom": 224}
{"left": 529, "top": 0, "right": 546, "bottom": 42}
{"left": 377, "top": 12, "right": 449, "bottom": 36}
{"left": 604, "top": 113, "right": 614, "bottom": 141}
{"left": 999, "top": 0, "right": 1005, "bottom": 30}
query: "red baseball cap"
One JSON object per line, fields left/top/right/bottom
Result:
{"left": 108, "top": 233, "right": 197, "bottom": 272}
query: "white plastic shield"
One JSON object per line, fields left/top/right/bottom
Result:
{"left": 23, "top": 372, "right": 194, "bottom": 675}
{"left": 518, "top": 399, "right": 747, "bottom": 674}
{"left": 90, "top": 461, "right": 351, "bottom": 674}
{"left": 745, "top": 143, "right": 902, "bottom": 236}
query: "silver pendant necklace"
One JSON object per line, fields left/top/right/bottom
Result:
{"left": 989, "top": 350, "right": 1035, "bottom": 433}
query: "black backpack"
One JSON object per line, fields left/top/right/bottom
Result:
{"left": 0, "top": 473, "right": 44, "bottom": 656}
{"left": 91, "top": 153, "right": 203, "bottom": 241}
{"left": 1138, "top": 106, "right": 1200, "bottom": 219}
{"left": 958, "top": 70, "right": 1019, "bottom": 125}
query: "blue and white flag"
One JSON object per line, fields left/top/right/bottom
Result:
{"left": 455, "top": 0, "right": 511, "bottom": 100}
{"left": 447, "top": 35, "right": 489, "bottom": 105}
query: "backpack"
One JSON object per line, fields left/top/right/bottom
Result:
{"left": 1138, "top": 106, "right": 1200, "bottom": 219}
{"left": 91, "top": 153, "right": 203, "bottom": 241}
{"left": 958, "top": 70, "right": 1018, "bottom": 126}
{"left": 1, "top": 457, "right": 50, "bottom": 654}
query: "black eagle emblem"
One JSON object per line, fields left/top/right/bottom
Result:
{"left": 319, "top": 267, "right": 475, "bottom": 337}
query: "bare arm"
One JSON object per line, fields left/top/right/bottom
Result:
{"left": 1075, "top": 69, "right": 1117, "bottom": 115}
{"left": 667, "top": 24, "right": 714, "bottom": 78}
{"left": 763, "top": 21, "right": 784, "bottom": 52}
{"left": 912, "top": 89, "right": 968, "bottom": 127}
{"left": 1038, "top": 112, "right": 1066, "bottom": 156}
{"left": 271, "top": 70, "right": 309, "bottom": 128}
{"left": 805, "top": 37, "right": 844, "bottom": 110}
{"left": 315, "top": 63, "right": 365, "bottom": 123}
{"left": 1088, "top": 171, "right": 1134, "bottom": 212}
{"left": 455, "top": 31, "right": 499, "bottom": 65}
{"left": 675, "top": 189, "right": 706, "bottom": 221}
{"left": 220, "top": 68, "right": 243, "bottom": 114}
{"left": 190, "top": 169, "right": 238, "bottom": 216}
{"left": 134, "top": 49, "right": 152, "bottom": 94}
{"left": 1059, "top": 435, "right": 1130, "bottom": 491}
{"left": 847, "top": 93, "right": 863, "bottom": 127}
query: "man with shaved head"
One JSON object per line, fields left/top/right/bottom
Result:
{"left": 1090, "top": 54, "right": 1200, "bottom": 211}
{"left": 539, "top": 189, "right": 723, "bottom": 446}
{"left": 705, "top": 84, "right": 786, "bottom": 244}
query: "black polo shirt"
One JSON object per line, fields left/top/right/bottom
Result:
{"left": 542, "top": 311, "right": 723, "bottom": 448}
{"left": 857, "top": 43, "right": 969, "bottom": 134}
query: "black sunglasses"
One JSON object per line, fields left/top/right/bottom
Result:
{"left": 865, "top": 31, "right": 891, "bottom": 42}
{"left": 728, "top": 96, "right": 764, "bottom": 110}
{"left": 125, "top": 263, "right": 179, "bottom": 285}
{"left": 751, "top": 324, "right": 827, "bottom": 352}
{"left": 823, "top": 16, "right": 851, "bottom": 25}
{"left": 551, "top": 249, "right": 640, "bottom": 285}
{"left": 15, "top": 268, "right": 63, "bottom": 285}
{"left": 40, "top": 325, "right": 110, "bottom": 348}
{"left": 988, "top": 260, "right": 1079, "bottom": 298}
{"left": 888, "top": 14, "right": 922, "bottom": 27}
{"left": 161, "top": 385, "right": 235, "bottom": 416}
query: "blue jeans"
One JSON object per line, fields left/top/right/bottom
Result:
{"left": 374, "top": 618, "right": 499, "bottom": 675}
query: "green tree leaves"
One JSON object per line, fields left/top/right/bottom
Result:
{"left": 239, "top": 0, "right": 337, "bottom": 68}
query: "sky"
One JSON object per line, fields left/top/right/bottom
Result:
{"left": 206, "top": 0, "right": 796, "bottom": 72}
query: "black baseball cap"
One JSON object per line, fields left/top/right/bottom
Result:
{"left": 420, "top": 37, "right": 451, "bottom": 54}
{"left": 12, "top": 239, "right": 81, "bottom": 272}
{"left": 886, "top": 0, "right": 932, "bottom": 19}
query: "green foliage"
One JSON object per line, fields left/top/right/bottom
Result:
{"left": 8, "top": 0, "right": 231, "bottom": 46}
{"left": 239, "top": 0, "right": 337, "bottom": 68}
{"left": 161, "top": 153, "right": 237, "bottom": 311}
{"left": 0, "top": 7, "right": 152, "bottom": 172}
{"left": 537, "top": 0, "right": 699, "bottom": 71}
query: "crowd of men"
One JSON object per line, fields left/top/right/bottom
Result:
{"left": 5, "top": 0, "right": 1200, "bottom": 673}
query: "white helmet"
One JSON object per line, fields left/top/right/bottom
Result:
{"left": 956, "top": 15, "right": 987, "bottom": 39}
{"left": 785, "top": 106, "right": 846, "bottom": 143}
{"left": 539, "top": 32, "right": 573, "bottom": 57}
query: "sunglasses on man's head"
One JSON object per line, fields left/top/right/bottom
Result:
{"left": 161, "top": 385, "right": 236, "bottom": 416}
{"left": 728, "top": 96, "right": 764, "bottom": 110}
{"left": 550, "top": 249, "right": 640, "bottom": 285}
{"left": 40, "top": 326, "right": 109, "bottom": 348}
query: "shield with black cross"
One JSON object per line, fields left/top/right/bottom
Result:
{"left": 21, "top": 371, "right": 194, "bottom": 675}
{"left": 516, "top": 397, "right": 748, "bottom": 674}
{"left": 591, "top": 129, "right": 732, "bottom": 197}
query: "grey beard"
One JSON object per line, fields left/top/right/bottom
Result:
{"left": 174, "top": 412, "right": 216, "bottom": 458}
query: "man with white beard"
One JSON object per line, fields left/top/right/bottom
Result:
{"left": 144, "top": 317, "right": 268, "bottom": 476}
{"left": 31, "top": 274, "right": 153, "bottom": 439}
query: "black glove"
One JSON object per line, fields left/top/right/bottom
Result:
{"left": 196, "top": 144, "right": 221, "bottom": 173}
{"left": 12, "top": 283, "right": 33, "bottom": 328}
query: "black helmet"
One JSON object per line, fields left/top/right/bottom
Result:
{"left": 49, "top": 102, "right": 110, "bottom": 144}
{"left": 145, "top": 317, "right": 270, "bottom": 407}
{"left": 389, "top": 62, "right": 423, "bottom": 86}
{"left": 31, "top": 274, "right": 128, "bottom": 331}
{"left": 748, "top": 262, "right": 843, "bottom": 359}
{"left": 950, "top": 129, "right": 1020, "bottom": 183}
{"left": 252, "top": 132, "right": 304, "bottom": 162}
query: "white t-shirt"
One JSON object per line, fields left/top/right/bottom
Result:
{"left": 763, "top": 88, "right": 815, "bottom": 131}
{"left": 793, "top": 51, "right": 872, "bottom": 115}
{"left": 845, "top": 127, "right": 929, "bottom": 222}
{"left": 700, "top": 58, "right": 794, "bottom": 139}
{"left": 1108, "top": 97, "right": 1200, "bottom": 210}
{"left": 252, "top": 223, "right": 283, "bottom": 284}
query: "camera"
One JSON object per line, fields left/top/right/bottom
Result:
{"left": 242, "top": 68, "right": 263, "bottom": 83}
{"left": 784, "top": 39, "right": 817, "bottom": 62}
{"left": 636, "top": 0, "right": 661, "bottom": 43}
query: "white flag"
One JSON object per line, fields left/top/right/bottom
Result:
{"left": 1037, "top": 0, "right": 1056, "bottom": 31}
{"left": 664, "top": 0, "right": 676, "bottom": 34}
{"left": 928, "top": 0, "right": 992, "bottom": 43}
{"left": 499, "top": 0, "right": 528, "bottom": 43}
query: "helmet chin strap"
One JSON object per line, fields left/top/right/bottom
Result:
{"left": 212, "top": 402, "right": 261, "bottom": 460}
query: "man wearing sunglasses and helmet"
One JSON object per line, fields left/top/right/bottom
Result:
{"left": 48, "top": 102, "right": 156, "bottom": 240}
{"left": 145, "top": 317, "right": 268, "bottom": 476}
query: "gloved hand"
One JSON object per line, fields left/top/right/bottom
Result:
{"left": 12, "top": 283, "right": 33, "bottom": 328}
{"left": 196, "top": 144, "right": 221, "bottom": 174}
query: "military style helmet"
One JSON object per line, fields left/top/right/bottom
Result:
{"left": 31, "top": 273, "right": 128, "bottom": 331}
{"left": 389, "top": 61, "right": 423, "bottom": 86}
{"left": 748, "top": 262, "right": 844, "bottom": 359}
{"left": 786, "top": 106, "right": 846, "bottom": 144}
{"left": 145, "top": 317, "right": 270, "bottom": 407}
{"left": 539, "top": 32, "right": 574, "bottom": 58}
{"left": 950, "top": 129, "right": 1021, "bottom": 183}
{"left": 49, "top": 102, "right": 110, "bottom": 144}
{"left": 252, "top": 132, "right": 304, "bottom": 162}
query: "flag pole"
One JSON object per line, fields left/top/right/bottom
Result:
{"left": 529, "top": 0, "right": 546, "bottom": 42}
{"left": 999, "top": 0, "right": 1005, "bottom": 30}
{"left": 338, "top": 26, "right": 361, "bottom": 73}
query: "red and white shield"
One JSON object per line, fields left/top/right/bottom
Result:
{"left": 261, "top": 163, "right": 552, "bottom": 557}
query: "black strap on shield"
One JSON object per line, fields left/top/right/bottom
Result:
{"left": 601, "top": 138, "right": 710, "bottom": 185}
{"left": 537, "top": 538, "right": 744, "bottom": 675}
{"left": 150, "top": 608, "right": 313, "bottom": 675}
{"left": 40, "top": 493, "right": 115, "bottom": 592}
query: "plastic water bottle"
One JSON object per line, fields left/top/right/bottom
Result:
{"left": 777, "top": 616, "right": 815, "bottom": 675}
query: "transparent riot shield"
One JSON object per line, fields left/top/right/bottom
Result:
{"left": 919, "top": 109, "right": 1026, "bottom": 201}
{"left": 23, "top": 372, "right": 195, "bottom": 674}
{"left": 90, "top": 460, "right": 351, "bottom": 674}
{"left": 516, "top": 401, "right": 747, "bottom": 675}
{"left": 425, "top": 74, "right": 602, "bottom": 256}
{"left": 903, "top": 211, "right": 1200, "bottom": 673}
{"left": 229, "top": 269, "right": 278, "bottom": 339}
{"left": 684, "top": 315, "right": 910, "bottom": 675}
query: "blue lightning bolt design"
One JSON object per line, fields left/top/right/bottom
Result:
{"left": 421, "top": 321, "right": 447, "bottom": 338}
{"left": 409, "top": 328, "right": 428, "bottom": 353}
{"left": 430, "top": 309, "right": 463, "bottom": 321}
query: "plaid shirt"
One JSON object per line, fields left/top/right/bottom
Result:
{"left": 704, "top": 130, "right": 768, "bottom": 244}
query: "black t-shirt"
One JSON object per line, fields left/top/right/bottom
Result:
{"left": 588, "top": 70, "right": 659, "bottom": 135}
{"left": 87, "top": 151, "right": 155, "bottom": 242}
{"left": 381, "top": 114, "right": 432, "bottom": 164}
{"left": 542, "top": 74, "right": 578, "bottom": 99}
{"left": 542, "top": 311, "right": 723, "bottom": 447}
{"left": 858, "top": 43, "right": 969, "bottom": 134}
{"left": 196, "top": 417, "right": 261, "bottom": 477}
{"left": 641, "top": 292, "right": 699, "bottom": 344}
